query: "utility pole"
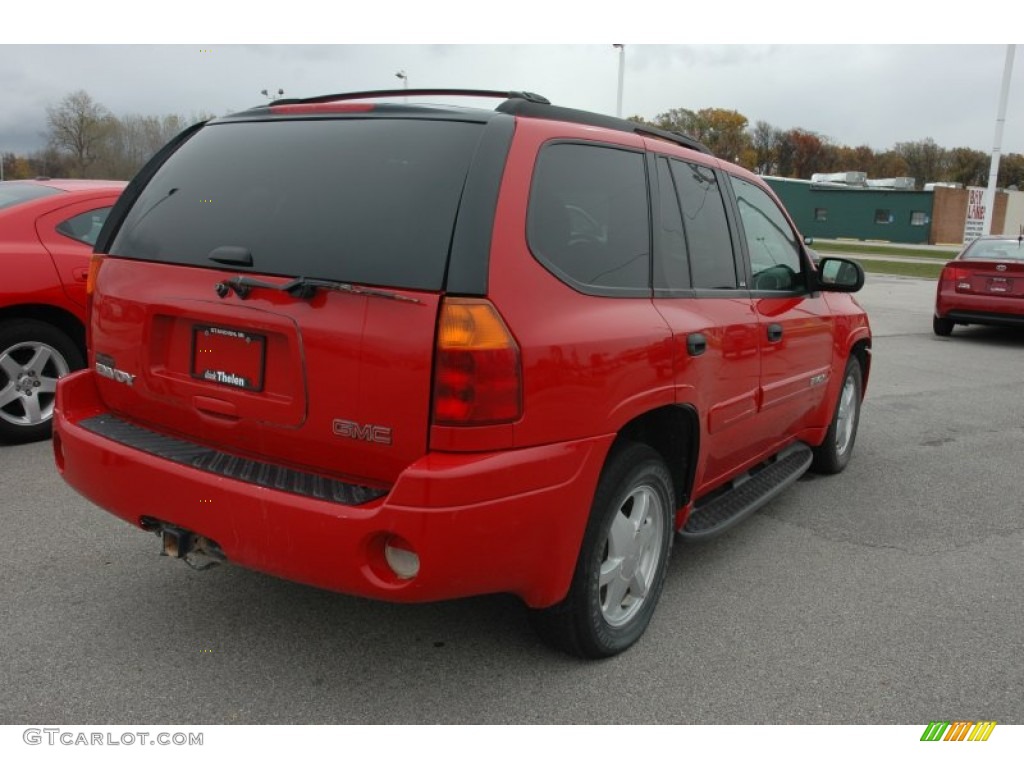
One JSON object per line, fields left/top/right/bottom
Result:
{"left": 613, "top": 44, "right": 625, "bottom": 118}
{"left": 983, "top": 44, "right": 1015, "bottom": 236}
{"left": 396, "top": 70, "right": 408, "bottom": 103}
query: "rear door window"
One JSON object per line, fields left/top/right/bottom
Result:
{"left": 669, "top": 159, "right": 737, "bottom": 289}
{"left": 108, "top": 118, "right": 485, "bottom": 291}
{"left": 527, "top": 142, "right": 650, "bottom": 295}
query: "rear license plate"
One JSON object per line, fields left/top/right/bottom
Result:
{"left": 987, "top": 277, "right": 1011, "bottom": 293}
{"left": 191, "top": 325, "right": 266, "bottom": 391}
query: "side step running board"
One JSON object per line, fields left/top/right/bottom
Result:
{"left": 678, "top": 442, "right": 813, "bottom": 541}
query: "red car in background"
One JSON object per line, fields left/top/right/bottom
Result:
{"left": 934, "top": 235, "right": 1024, "bottom": 336}
{"left": 0, "top": 178, "right": 126, "bottom": 443}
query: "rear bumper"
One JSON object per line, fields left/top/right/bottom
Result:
{"left": 54, "top": 370, "right": 612, "bottom": 607}
{"left": 936, "top": 289, "right": 1024, "bottom": 326}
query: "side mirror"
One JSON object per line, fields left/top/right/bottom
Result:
{"left": 816, "top": 257, "right": 864, "bottom": 293}
{"left": 803, "top": 235, "right": 814, "bottom": 246}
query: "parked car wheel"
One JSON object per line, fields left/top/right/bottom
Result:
{"left": 0, "top": 319, "right": 83, "bottom": 443}
{"left": 933, "top": 315, "right": 954, "bottom": 337}
{"left": 811, "top": 356, "right": 863, "bottom": 474}
{"left": 530, "top": 443, "right": 674, "bottom": 658}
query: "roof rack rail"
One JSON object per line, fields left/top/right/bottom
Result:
{"left": 636, "top": 127, "right": 713, "bottom": 156}
{"left": 272, "top": 88, "right": 551, "bottom": 106}
{"left": 493, "top": 99, "right": 713, "bottom": 156}
{"left": 262, "top": 88, "right": 712, "bottom": 157}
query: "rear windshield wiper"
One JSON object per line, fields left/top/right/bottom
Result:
{"left": 215, "top": 275, "right": 422, "bottom": 304}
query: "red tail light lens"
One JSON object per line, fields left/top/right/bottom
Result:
{"left": 432, "top": 299, "right": 522, "bottom": 426}
{"left": 942, "top": 265, "right": 971, "bottom": 290}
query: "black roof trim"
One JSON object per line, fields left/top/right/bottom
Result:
{"left": 237, "top": 87, "right": 711, "bottom": 156}
{"left": 495, "top": 100, "right": 713, "bottom": 156}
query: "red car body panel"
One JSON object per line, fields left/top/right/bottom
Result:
{"left": 55, "top": 368, "right": 609, "bottom": 607}
{"left": 1, "top": 181, "right": 125, "bottom": 322}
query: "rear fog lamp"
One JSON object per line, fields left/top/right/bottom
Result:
{"left": 384, "top": 536, "right": 420, "bottom": 580}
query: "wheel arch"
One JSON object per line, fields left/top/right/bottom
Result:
{"left": 610, "top": 404, "right": 699, "bottom": 513}
{"left": 849, "top": 336, "right": 871, "bottom": 397}
{"left": 0, "top": 304, "right": 86, "bottom": 359}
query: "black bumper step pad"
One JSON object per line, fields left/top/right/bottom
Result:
{"left": 680, "top": 443, "right": 812, "bottom": 541}
{"left": 79, "top": 414, "right": 388, "bottom": 506}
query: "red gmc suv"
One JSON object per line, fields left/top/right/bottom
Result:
{"left": 53, "top": 89, "right": 871, "bottom": 657}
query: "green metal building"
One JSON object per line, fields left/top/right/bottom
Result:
{"left": 764, "top": 177, "right": 934, "bottom": 244}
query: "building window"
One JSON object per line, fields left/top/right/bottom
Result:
{"left": 814, "top": 207, "right": 828, "bottom": 222}
{"left": 910, "top": 211, "right": 930, "bottom": 226}
{"left": 874, "top": 209, "right": 894, "bottom": 224}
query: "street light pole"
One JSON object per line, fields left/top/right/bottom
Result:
{"left": 396, "top": 70, "right": 408, "bottom": 103}
{"left": 982, "top": 44, "right": 1015, "bottom": 236}
{"left": 613, "top": 44, "right": 625, "bottom": 118}
{"left": 261, "top": 88, "right": 284, "bottom": 103}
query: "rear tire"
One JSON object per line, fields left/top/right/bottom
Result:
{"left": 530, "top": 442, "right": 674, "bottom": 658}
{"left": 811, "top": 357, "right": 862, "bottom": 474}
{"left": 0, "top": 319, "right": 84, "bottom": 444}
{"left": 933, "top": 315, "right": 954, "bottom": 337}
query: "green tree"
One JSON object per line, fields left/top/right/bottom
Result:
{"left": 945, "top": 147, "right": 989, "bottom": 187}
{"left": 893, "top": 138, "right": 947, "bottom": 188}
{"left": 997, "top": 153, "right": 1024, "bottom": 189}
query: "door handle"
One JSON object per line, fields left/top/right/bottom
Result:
{"left": 767, "top": 323, "right": 783, "bottom": 343}
{"left": 687, "top": 333, "right": 707, "bottom": 356}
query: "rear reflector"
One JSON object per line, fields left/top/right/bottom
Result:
{"left": 85, "top": 254, "right": 104, "bottom": 350}
{"left": 86, "top": 253, "right": 104, "bottom": 297}
{"left": 433, "top": 299, "right": 522, "bottom": 426}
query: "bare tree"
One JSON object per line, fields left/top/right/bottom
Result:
{"left": 750, "top": 120, "right": 776, "bottom": 175}
{"left": 45, "top": 90, "right": 114, "bottom": 177}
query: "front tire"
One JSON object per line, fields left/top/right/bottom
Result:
{"left": 530, "top": 443, "right": 674, "bottom": 658}
{"left": 811, "top": 356, "right": 862, "bottom": 474}
{"left": 0, "top": 319, "right": 84, "bottom": 444}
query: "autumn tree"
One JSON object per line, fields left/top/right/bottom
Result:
{"left": 870, "top": 150, "right": 910, "bottom": 179}
{"left": 652, "top": 107, "right": 752, "bottom": 163}
{"left": 788, "top": 129, "right": 827, "bottom": 179}
{"left": 829, "top": 145, "right": 877, "bottom": 174}
{"left": 46, "top": 90, "right": 114, "bottom": 177}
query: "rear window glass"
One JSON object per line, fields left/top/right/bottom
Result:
{"left": 963, "top": 240, "right": 1024, "bottom": 261}
{"left": 527, "top": 142, "right": 650, "bottom": 294}
{"left": 108, "top": 118, "right": 485, "bottom": 290}
{"left": 0, "top": 182, "right": 62, "bottom": 211}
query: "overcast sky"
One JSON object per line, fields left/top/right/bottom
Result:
{"left": 2, "top": 7, "right": 1020, "bottom": 159}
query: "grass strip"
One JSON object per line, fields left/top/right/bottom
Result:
{"left": 857, "top": 259, "right": 943, "bottom": 279}
{"left": 814, "top": 242, "right": 958, "bottom": 261}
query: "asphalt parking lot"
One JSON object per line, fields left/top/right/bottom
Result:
{"left": 1, "top": 274, "right": 1022, "bottom": 725}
